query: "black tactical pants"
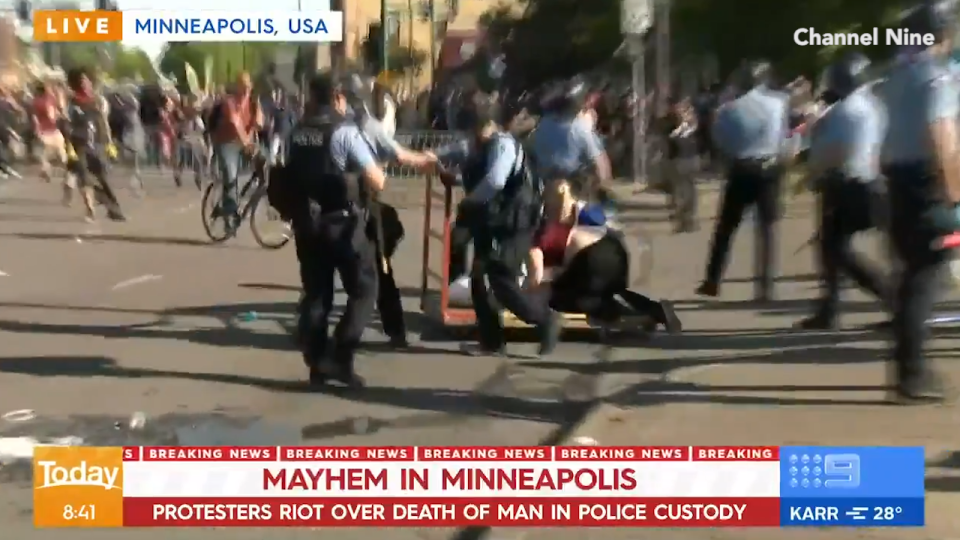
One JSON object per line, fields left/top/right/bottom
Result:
{"left": 814, "top": 176, "right": 888, "bottom": 320}
{"left": 549, "top": 232, "right": 668, "bottom": 324}
{"left": 885, "top": 163, "right": 947, "bottom": 393}
{"left": 704, "top": 159, "right": 782, "bottom": 299}
{"left": 296, "top": 211, "right": 378, "bottom": 370}
{"left": 470, "top": 230, "right": 551, "bottom": 349}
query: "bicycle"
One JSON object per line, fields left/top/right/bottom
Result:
{"left": 200, "top": 149, "right": 292, "bottom": 249}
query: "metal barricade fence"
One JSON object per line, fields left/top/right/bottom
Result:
{"left": 387, "top": 130, "right": 466, "bottom": 178}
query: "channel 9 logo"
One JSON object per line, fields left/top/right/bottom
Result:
{"left": 788, "top": 453, "right": 861, "bottom": 489}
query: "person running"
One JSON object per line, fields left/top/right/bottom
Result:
{"left": 31, "top": 81, "right": 66, "bottom": 185}
{"left": 64, "top": 67, "right": 125, "bottom": 222}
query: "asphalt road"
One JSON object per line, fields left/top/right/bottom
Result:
{"left": 0, "top": 166, "right": 956, "bottom": 539}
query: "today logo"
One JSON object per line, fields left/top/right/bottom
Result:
{"left": 32, "top": 446, "right": 126, "bottom": 528}
{"left": 35, "top": 460, "right": 120, "bottom": 490}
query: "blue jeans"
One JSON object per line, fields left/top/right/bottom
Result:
{"left": 214, "top": 142, "right": 243, "bottom": 216}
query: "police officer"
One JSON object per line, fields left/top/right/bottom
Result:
{"left": 343, "top": 73, "right": 437, "bottom": 348}
{"left": 795, "top": 53, "right": 890, "bottom": 330}
{"left": 64, "top": 67, "right": 125, "bottom": 222}
{"left": 429, "top": 95, "right": 562, "bottom": 356}
{"left": 284, "top": 72, "right": 385, "bottom": 388}
{"left": 531, "top": 77, "right": 612, "bottom": 194}
{"left": 798, "top": 53, "right": 888, "bottom": 329}
{"left": 881, "top": 0, "right": 960, "bottom": 402}
{"left": 698, "top": 60, "right": 790, "bottom": 301}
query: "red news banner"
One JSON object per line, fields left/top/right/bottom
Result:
{"left": 32, "top": 445, "right": 782, "bottom": 527}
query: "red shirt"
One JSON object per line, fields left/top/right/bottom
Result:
{"left": 537, "top": 222, "right": 572, "bottom": 267}
{"left": 33, "top": 94, "right": 58, "bottom": 134}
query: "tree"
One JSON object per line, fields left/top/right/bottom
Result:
{"left": 159, "top": 43, "right": 286, "bottom": 89}
{"left": 483, "top": 0, "right": 908, "bottom": 88}
{"left": 387, "top": 45, "right": 428, "bottom": 77}
{"left": 111, "top": 47, "right": 155, "bottom": 82}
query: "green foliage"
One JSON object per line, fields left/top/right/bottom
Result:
{"left": 484, "top": 0, "right": 912, "bottom": 85}
{"left": 159, "top": 43, "right": 288, "bottom": 88}
{"left": 111, "top": 47, "right": 155, "bottom": 82}
{"left": 387, "top": 45, "right": 429, "bottom": 76}
{"left": 40, "top": 43, "right": 154, "bottom": 82}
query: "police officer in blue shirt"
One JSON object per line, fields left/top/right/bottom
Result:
{"left": 429, "top": 95, "right": 561, "bottom": 357}
{"left": 881, "top": 0, "right": 960, "bottom": 402}
{"left": 282, "top": 71, "right": 387, "bottom": 388}
{"left": 341, "top": 74, "right": 437, "bottom": 348}
{"left": 698, "top": 60, "right": 790, "bottom": 301}
{"left": 531, "top": 77, "right": 613, "bottom": 194}
{"left": 796, "top": 53, "right": 890, "bottom": 330}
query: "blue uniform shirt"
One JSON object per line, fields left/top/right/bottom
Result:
{"left": 712, "top": 87, "right": 789, "bottom": 159}
{"left": 810, "top": 88, "right": 887, "bottom": 180}
{"left": 434, "top": 134, "right": 523, "bottom": 203}
{"left": 358, "top": 115, "right": 401, "bottom": 163}
{"left": 530, "top": 113, "right": 604, "bottom": 180}
{"left": 329, "top": 123, "right": 378, "bottom": 173}
{"left": 881, "top": 53, "right": 960, "bottom": 164}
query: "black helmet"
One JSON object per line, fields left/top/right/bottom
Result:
{"left": 825, "top": 52, "right": 872, "bottom": 98}
{"left": 307, "top": 70, "right": 344, "bottom": 105}
{"left": 737, "top": 60, "right": 772, "bottom": 90}
{"left": 465, "top": 91, "right": 501, "bottom": 131}
{"left": 561, "top": 76, "right": 589, "bottom": 108}
{"left": 340, "top": 72, "right": 373, "bottom": 115}
{"left": 544, "top": 76, "right": 589, "bottom": 115}
{"left": 899, "top": 0, "right": 959, "bottom": 36}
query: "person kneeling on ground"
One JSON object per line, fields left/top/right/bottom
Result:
{"left": 527, "top": 179, "right": 682, "bottom": 333}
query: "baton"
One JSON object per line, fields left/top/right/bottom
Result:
{"left": 369, "top": 193, "right": 390, "bottom": 274}
{"left": 793, "top": 232, "right": 819, "bottom": 255}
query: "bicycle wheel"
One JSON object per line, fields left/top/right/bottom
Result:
{"left": 249, "top": 189, "right": 292, "bottom": 249}
{"left": 201, "top": 181, "right": 232, "bottom": 243}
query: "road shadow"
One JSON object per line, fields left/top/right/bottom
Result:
{"left": 6, "top": 231, "right": 228, "bottom": 248}
{"left": 0, "top": 300, "right": 439, "bottom": 355}
{"left": 517, "top": 344, "right": 894, "bottom": 408}
{"left": 237, "top": 283, "right": 301, "bottom": 293}
{"left": 721, "top": 273, "right": 819, "bottom": 285}
{"left": 238, "top": 282, "right": 424, "bottom": 299}
{"left": 0, "top": 213, "right": 81, "bottom": 224}
{"left": 0, "top": 354, "right": 595, "bottom": 432}
{"left": 672, "top": 297, "right": 886, "bottom": 317}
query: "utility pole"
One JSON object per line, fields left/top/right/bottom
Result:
{"left": 620, "top": 0, "right": 652, "bottom": 189}
{"left": 427, "top": 0, "right": 435, "bottom": 87}
{"left": 380, "top": 0, "right": 388, "bottom": 75}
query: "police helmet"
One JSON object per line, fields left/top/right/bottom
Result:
{"left": 340, "top": 72, "right": 374, "bottom": 115}
{"left": 558, "top": 76, "right": 590, "bottom": 113}
{"left": 467, "top": 92, "right": 501, "bottom": 131}
{"left": 307, "top": 70, "right": 345, "bottom": 106}
{"left": 898, "top": 0, "right": 959, "bottom": 37}
{"left": 825, "top": 52, "right": 872, "bottom": 99}
{"left": 737, "top": 60, "right": 772, "bottom": 90}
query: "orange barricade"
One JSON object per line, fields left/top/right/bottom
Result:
{"left": 419, "top": 173, "right": 477, "bottom": 327}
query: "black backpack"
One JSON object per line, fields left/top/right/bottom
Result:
{"left": 492, "top": 133, "right": 545, "bottom": 233}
